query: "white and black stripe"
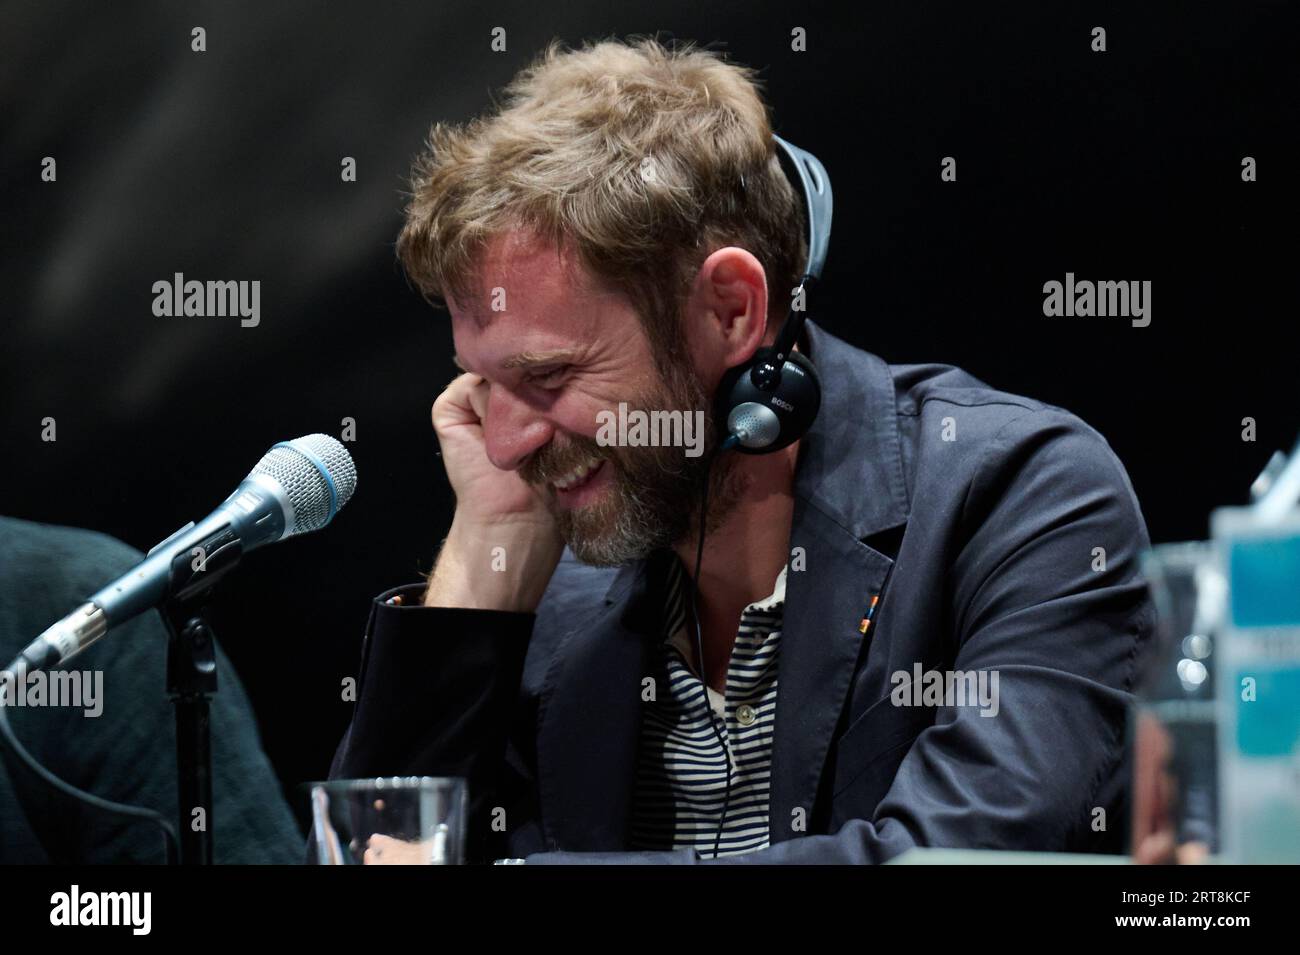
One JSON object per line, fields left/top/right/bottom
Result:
{"left": 629, "top": 556, "right": 784, "bottom": 858}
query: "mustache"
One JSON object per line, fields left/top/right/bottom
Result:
{"left": 519, "top": 434, "right": 608, "bottom": 486}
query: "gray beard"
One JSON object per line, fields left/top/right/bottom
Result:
{"left": 528, "top": 353, "right": 747, "bottom": 567}
{"left": 557, "top": 443, "right": 748, "bottom": 567}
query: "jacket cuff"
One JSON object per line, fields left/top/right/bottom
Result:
{"left": 335, "top": 584, "right": 535, "bottom": 779}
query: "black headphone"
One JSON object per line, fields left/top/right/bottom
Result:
{"left": 714, "top": 134, "right": 833, "bottom": 454}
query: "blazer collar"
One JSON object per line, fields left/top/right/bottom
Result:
{"left": 793, "top": 320, "right": 909, "bottom": 540}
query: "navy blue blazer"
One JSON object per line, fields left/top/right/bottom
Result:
{"left": 331, "top": 321, "right": 1154, "bottom": 863}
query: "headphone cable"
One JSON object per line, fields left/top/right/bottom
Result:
{"left": 688, "top": 435, "right": 739, "bottom": 860}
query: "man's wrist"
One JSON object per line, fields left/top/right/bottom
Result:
{"left": 423, "top": 517, "right": 562, "bottom": 611}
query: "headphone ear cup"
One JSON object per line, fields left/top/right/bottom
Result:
{"left": 714, "top": 361, "right": 748, "bottom": 442}
{"left": 716, "top": 348, "right": 821, "bottom": 454}
{"left": 773, "top": 350, "right": 821, "bottom": 447}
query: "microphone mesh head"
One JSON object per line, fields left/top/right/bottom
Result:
{"left": 249, "top": 434, "right": 358, "bottom": 535}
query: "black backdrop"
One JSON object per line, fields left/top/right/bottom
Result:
{"left": 2, "top": 0, "right": 1295, "bottom": 794}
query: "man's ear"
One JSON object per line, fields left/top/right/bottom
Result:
{"left": 686, "top": 246, "right": 770, "bottom": 377}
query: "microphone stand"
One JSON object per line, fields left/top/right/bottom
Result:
{"left": 156, "top": 522, "right": 243, "bottom": 865}
{"left": 160, "top": 597, "right": 217, "bottom": 865}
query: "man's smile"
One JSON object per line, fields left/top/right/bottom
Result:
{"left": 550, "top": 458, "right": 610, "bottom": 508}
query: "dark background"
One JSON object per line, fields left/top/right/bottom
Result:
{"left": 2, "top": 1, "right": 1295, "bottom": 795}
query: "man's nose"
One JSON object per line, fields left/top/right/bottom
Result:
{"left": 482, "top": 385, "right": 554, "bottom": 471}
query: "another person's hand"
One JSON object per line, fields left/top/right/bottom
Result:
{"left": 1131, "top": 712, "right": 1210, "bottom": 864}
{"left": 362, "top": 833, "right": 434, "bottom": 865}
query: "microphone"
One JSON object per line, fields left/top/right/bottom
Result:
{"left": 6, "top": 433, "right": 358, "bottom": 677}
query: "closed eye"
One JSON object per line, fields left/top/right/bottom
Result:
{"left": 526, "top": 365, "right": 569, "bottom": 389}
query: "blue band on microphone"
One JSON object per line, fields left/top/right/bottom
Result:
{"left": 273, "top": 440, "right": 338, "bottom": 522}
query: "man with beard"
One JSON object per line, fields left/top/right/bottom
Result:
{"left": 329, "top": 38, "right": 1154, "bottom": 863}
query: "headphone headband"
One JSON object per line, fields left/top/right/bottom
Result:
{"left": 773, "top": 134, "right": 834, "bottom": 282}
{"left": 770, "top": 135, "right": 833, "bottom": 361}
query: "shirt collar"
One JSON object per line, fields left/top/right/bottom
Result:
{"left": 661, "top": 554, "right": 786, "bottom": 649}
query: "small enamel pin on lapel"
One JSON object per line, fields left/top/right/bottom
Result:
{"left": 859, "top": 594, "right": 880, "bottom": 635}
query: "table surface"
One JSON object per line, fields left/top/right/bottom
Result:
{"left": 887, "top": 848, "right": 1131, "bottom": 864}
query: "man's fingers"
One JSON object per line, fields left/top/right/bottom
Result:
{"left": 465, "top": 375, "right": 489, "bottom": 422}
{"left": 433, "top": 372, "right": 487, "bottom": 430}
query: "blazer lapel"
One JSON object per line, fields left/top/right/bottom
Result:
{"left": 534, "top": 556, "right": 661, "bottom": 852}
{"left": 768, "top": 322, "right": 910, "bottom": 842}
{"left": 770, "top": 500, "right": 894, "bottom": 843}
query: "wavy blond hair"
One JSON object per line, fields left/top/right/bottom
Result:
{"left": 395, "top": 36, "right": 806, "bottom": 360}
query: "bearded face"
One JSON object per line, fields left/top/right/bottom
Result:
{"left": 518, "top": 356, "right": 746, "bottom": 566}
{"left": 446, "top": 233, "right": 770, "bottom": 567}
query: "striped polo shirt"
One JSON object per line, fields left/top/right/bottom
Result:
{"left": 628, "top": 554, "right": 785, "bottom": 857}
